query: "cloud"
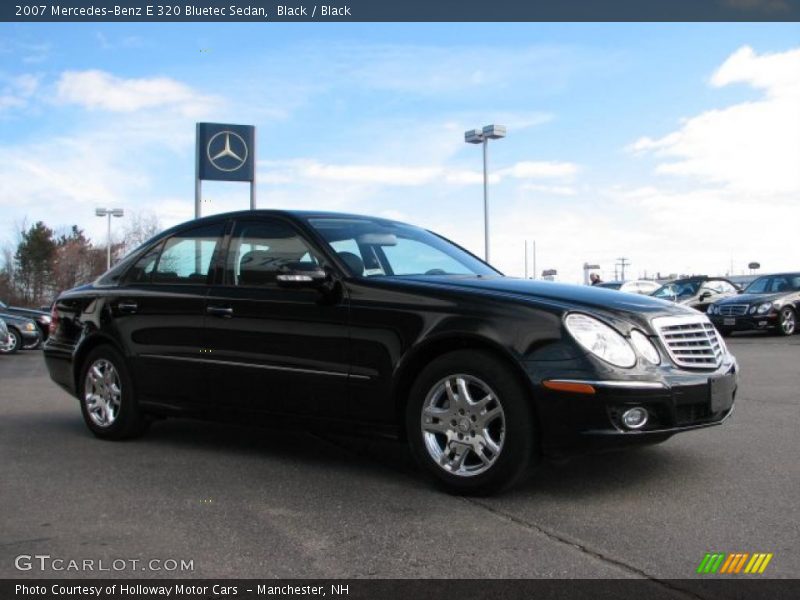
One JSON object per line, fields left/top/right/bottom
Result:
{"left": 55, "top": 70, "right": 220, "bottom": 117}
{"left": 499, "top": 161, "right": 578, "bottom": 180}
{"left": 258, "top": 159, "right": 578, "bottom": 188}
{"left": 629, "top": 45, "right": 800, "bottom": 195}
{"left": 0, "top": 74, "right": 40, "bottom": 112}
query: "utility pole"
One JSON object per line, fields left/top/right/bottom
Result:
{"left": 616, "top": 257, "right": 630, "bottom": 281}
{"left": 524, "top": 241, "right": 528, "bottom": 279}
{"left": 532, "top": 240, "right": 537, "bottom": 280}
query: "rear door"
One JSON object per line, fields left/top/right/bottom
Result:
{"left": 112, "top": 221, "right": 226, "bottom": 407}
{"left": 204, "top": 217, "right": 351, "bottom": 418}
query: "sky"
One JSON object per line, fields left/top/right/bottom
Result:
{"left": 1, "top": 22, "right": 799, "bottom": 283}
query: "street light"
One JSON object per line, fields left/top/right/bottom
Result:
{"left": 95, "top": 208, "right": 124, "bottom": 270}
{"left": 465, "top": 124, "right": 506, "bottom": 263}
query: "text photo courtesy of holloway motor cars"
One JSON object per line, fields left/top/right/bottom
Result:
{"left": 1, "top": 2, "right": 799, "bottom": 598}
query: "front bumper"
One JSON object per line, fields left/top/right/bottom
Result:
{"left": 20, "top": 329, "right": 42, "bottom": 348}
{"left": 528, "top": 358, "right": 738, "bottom": 458}
{"left": 710, "top": 313, "right": 777, "bottom": 332}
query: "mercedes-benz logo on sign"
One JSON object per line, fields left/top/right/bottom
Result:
{"left": 207, "top": 131, "right": 248, "bottom": 172}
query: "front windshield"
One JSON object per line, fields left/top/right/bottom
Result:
{"left": 745, "top": 274, "right": 800, "bottom": 294}
{"left": 653, "top": 281, "right": 701, "bottom": 299}
{"left": 307, "top": 217, "right": 499, "bottom": 278}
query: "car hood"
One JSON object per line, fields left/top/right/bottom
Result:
{"left": 393, "top": 276, "right": 691, "bottom": 316}
{"left": 0, "top": 311, "right": 37, "bottom": 326}
{"left": 8, "top": 306, "right": 48, "bottom": 317}
{"left": 716, "top": 292, "right": 787, "bottom": 305}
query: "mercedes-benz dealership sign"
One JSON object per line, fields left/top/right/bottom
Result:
{"left": 197, "top": 122, "right": 255, "bottom": 182}
{"left": 195, "top": 122, "right": 256, "bottom": 217}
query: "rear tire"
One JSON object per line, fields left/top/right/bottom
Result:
{"left": 406, "top": 350, "right": 537, "bottom": 496}
{"left": 78, "top": 345, "right": 148, "bottom": 440}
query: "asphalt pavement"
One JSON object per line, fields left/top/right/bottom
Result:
{"left": 1, "top": 333, "right": 798, "bottom": 586}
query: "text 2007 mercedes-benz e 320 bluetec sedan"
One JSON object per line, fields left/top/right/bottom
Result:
{"left": 44, "top": 210, "right": 738, "bottom": 494}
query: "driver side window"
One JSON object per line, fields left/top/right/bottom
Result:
{"left": 227, "top": 220, "right": 319, "bottom": 287}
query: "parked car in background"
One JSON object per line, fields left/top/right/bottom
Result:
{"left": 708, "top": 272, "right": 800, "bottom": 336}
{"left": 0, "top": 318, "right": 10, "bottom": 354}
{"left": 44, "top": 209, "right": 737, "bottom": 495}
{"left": 0, "top": 300, "right": 52, "bottom": 341}
{"left": 651, "top": 277, "right": 739, "bottom": 312}
{"left": 596, "top": 280, "right": 661, "bottom": 295}
{"left": 0, "top": 313, "right": 41, "bottom": 354}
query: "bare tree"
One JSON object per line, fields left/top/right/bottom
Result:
{"left": 121, "top": 210, "right": 162, "bottom": 256}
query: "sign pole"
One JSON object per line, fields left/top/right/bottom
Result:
{"left": 250, "top": 132, "right": 256, "bottom": 210}
{"left": 195, "top": 123, "right": 202, "bottom": 219}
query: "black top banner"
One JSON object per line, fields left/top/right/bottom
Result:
{"left": 4, "top": 0, "right": 800, "bottom": 22}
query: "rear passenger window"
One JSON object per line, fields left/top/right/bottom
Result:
{"left": 151, "top": 223, "right": 224, "bottom": 285}
{"left": 125, "top": 243, "right": 162, "bottom": 284}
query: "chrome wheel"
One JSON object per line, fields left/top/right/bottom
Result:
{"left": 780, "top": 308, "right": 796, "bottom": 335}
{"left": 84, "top": 359, "right": 122, "bottom": 427}
{"left": 420, "top": 374, "right": 505, "bottom": 477}
{"left": 2, "top": 330, "right": 20, "bottom": 353}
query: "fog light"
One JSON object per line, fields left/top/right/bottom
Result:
{"left": 621, "top": 407, "right": 649, "bottom": 430}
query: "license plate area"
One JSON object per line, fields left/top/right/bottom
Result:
{"left": 709, "top": 373, "right": 735, "bottom": 413}
{"left": 723, "top": 317, "right": 736, "bottom": 326}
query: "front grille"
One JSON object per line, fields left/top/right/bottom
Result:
{"left": 718, "top": 304, "right": 748, "bottom": 316}
{"left": 652, "top": 315, "right": 724, "bottom": 369}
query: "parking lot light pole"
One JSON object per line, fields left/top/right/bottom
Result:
{"left": 95, "top": 208, "right": 124, "bottom": 270}
{"left": 465, "top": 125, "right": 506, "bottom": 264}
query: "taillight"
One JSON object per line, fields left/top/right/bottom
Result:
{"left": 49, "top": 306, "right": 59, "bottom": 336}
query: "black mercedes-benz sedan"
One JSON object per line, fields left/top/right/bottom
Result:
{"left": 651, "top": 276, "right": 740, "bottom": 312}
{"left": 44, "top": 210, "right": 738, "bottom": 494}
{"left": 0, "top": 300, "right": 52, "bottom": 341}
{"left": 708, "top": 272, "right": 800, "bottom": 337}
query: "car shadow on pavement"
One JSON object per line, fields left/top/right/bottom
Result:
{"left": 37, "top": 410, "right": 704, "bottom": 498}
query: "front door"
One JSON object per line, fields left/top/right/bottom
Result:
{"left": 204, "top": 217, "right": 351, "bottom": 419}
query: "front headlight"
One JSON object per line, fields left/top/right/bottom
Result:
{"left": 630, "top": 330, "right": 661, "bottom": 365}
{"left": 564, "top": 313, "right": 636, "bottom": 368}
{"left": 756, "top": 302, "right": 773, "bottom": 315}
{"left": 24, "top": 322, "right": 36, "bottom": 331}
{"left": 707, "top": 304, "right": 716, "bottom": 315}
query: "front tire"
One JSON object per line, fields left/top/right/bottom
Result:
{"left": 777, "top": 307, "right": 796, "bottom": 336}
{"left": 23, "top": 338, "right": 41, "bottom": 350}
{"left": 79, "top": 345, "right": 148, "bottom": 440}
{"left": 406, "top": 350, "right": 537, "bottom": 495}
{"left": 0, "top": 328, "right": 21, "bottom": 354}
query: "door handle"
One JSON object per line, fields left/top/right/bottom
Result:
{"left": 118, "top": 301, "right": 138, "bottom": 313}
{"left": 206, "top": 305, "right": 234, "bottom": 318}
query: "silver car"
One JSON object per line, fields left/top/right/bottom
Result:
{"left": 0, "top": 318, "right": 10, "bottom": 353}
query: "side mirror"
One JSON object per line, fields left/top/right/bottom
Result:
{"left": 276, "top": 263, "right": 329, "bottom": 288}
{"left": 699, "top": 291, "right": 711, "bottom": 301}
